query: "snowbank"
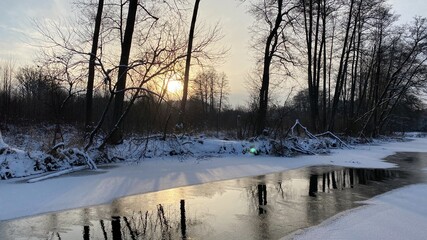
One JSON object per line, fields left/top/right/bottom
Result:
{"left": 0, "top": 130, "right": 348, "bottom": 179}
{"left": 0, "top": 125, "right": 84, "bottom": 179}
{"left": 1, "top": 137, "right": 427, "bottom": 221}
{"left": 289, "top": 184, "right": 427, "bottom": 240}
{"left": 0, "top": 132, "right": 45, "bottom": 179}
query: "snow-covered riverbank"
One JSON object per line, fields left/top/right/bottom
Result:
{"left": 1, "top": 137, "right": 426, "bottom": 222}
{"left": 289, "top": 183, "right": 427, "bottom": 240}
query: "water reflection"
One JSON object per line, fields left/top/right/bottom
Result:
{"left": 83, "top": 225, "right": 89, "bottom": 240}
{"left": 309, "top": 175, "right": 318, "bottom": 197}
{"left": 180, "top": 200, "right": 187, "bottom": 239}
{"left": 258, "top": 184, "right": 267, "bottom": 214}
{"left": 1, "top": 153, "right": 426, "bottom": 240}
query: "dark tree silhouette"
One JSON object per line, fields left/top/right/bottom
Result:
{"left": 179, "top": 0, "right": 201, "bottom": 129}
{"left": 85, "top": 0, "right": 104, "bottom": 131}
{"left": 109, "top": 0, "right": 138, "bottom": 144}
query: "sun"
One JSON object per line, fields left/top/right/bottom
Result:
{"left": 167, "top": 80, "right": 183, "bottom": 94}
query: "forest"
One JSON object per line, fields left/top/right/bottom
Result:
{"left": 1, "top": 0, "right": 427, "bottom": 155}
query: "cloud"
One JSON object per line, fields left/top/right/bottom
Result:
{"left": 0, "top": 0, "right": 73, "bottom": 63}
{"left": 389, "top": 0, "right": 427, "bottom": 23}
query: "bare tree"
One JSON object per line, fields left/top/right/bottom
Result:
{"left": 85, "top": 0, "right": 105, "bottom": 131}
{"left": 359, "top": 17, "right": 427, "bottom": 136}
{"left": 0, "top": 60, "right": 14, "bottom": 123}
{"left": 299, "top": 0, "right": 336, "bottom": 131}
{"left": 179, "top": 0, "right": 201, "bottom": 129}
{"left": 217, "top": 72, "right": 229, "bottom": 134}
{"left": 249, "top": 0, "right": 298, "bottom": 135}
{"left": 108, "top": 0, "right": 139, "bottom": 144}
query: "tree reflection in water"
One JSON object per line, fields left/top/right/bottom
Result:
{"left": 63, "top": 200, "right": 191, "bottom": 240}
{"left": 111, "top": 216, "right": 121, "bottom": 240}
{"left": 258, "top": 184, "right": 268, "bottom": 214}
{"left": 308, "top": 168, "right": 397, "bottom": 197}
{"left": 309, "top": 175, "right": 318, "bottom": 197}
{"left": 180, "top": 199, "right": 187, "bottom": 239}
{"left": 83, "top": 225, "right": 89, "bottom": 240}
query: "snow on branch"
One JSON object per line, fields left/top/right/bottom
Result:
{"left": 268, "top": 120, "right": 352, "bottom": 156}
{"left": 56, "top": 147, "right": 98, "bottom": 170}
{"left": 27, "top": 166, "right": 88, "bottom": 183}
{"left": 315, "top": 131, "right": 351, "bottom": 149}
{"left": 289, "top": 119, "right": 318, "bottom": 139}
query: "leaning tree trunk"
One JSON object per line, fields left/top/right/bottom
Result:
{"left": 179, "top": 0, "right": 201, "bottom": 129}
{"left": 85, "top": 0, "right": 104, "bottom": 131}
{"left": 108, "top": 0, "right": 138, "bottom": 144}
{"left": 256, "top": 0, "right": 283, "bottom": 135}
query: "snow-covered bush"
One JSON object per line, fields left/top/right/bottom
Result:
{"left": 0, "top": 128, "right": 97, "bottom": 179}
{"left": 0, "top": 120, "right": 357, "bottom": 180}
{"left": 0, "top": 135, "right": 43, "bottom": 179}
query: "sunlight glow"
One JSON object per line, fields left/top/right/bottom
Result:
{"left": 167, "top": 80, "right": 183, "bottom": 94}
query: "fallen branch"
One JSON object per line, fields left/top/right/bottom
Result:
{"left": 290, "top": 145, "right": 316, "bottom": 155}
{"left": 27, "top": 166, "right": 88, "bottom": 183}
{"left": 51, "top": 142, "right": 65, "bottom": 152}
{"left": 315, "top": 131, "right": 351, "bottom": 148}
{"left": 55, "top": 147, "right": 98, "bottom": 170}
{"left": 289, "top": 120, "right": 318, "bottom": 139}
{"left": 72, "top": 148, "right": 98, "bottom": 170}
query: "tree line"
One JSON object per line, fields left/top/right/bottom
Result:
{"left": 251, "top": 0, "right": 427, "bottom": 137}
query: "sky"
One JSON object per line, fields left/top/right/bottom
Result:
{"left": 0, "top": 0, "right": 426, "bottom": 106}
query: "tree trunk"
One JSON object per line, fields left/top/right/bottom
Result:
{"left": 328, "top": 0, "right": 355, "bottom": 131}
{"left": 179, "top": 0, "right": 201, "bottom": 128}
{"left": 321, "top": 0, "right": 327, "bottom": 131}
{"left": 312, "top": 0, "right": 321, "bottom": 131}
{"left": 111, "top": 216, "right": 122, "bottom": 240}
{"left": 257, "top": 56, "right": 272, "bottom": 135}
{"left": 327, "top": 16, "right": 335, "bottom": 126}
{"left": 108, "top": 0, "right": 138, "bottom": 144}
{"left": 302, "top": 0, "right": 315, "bottom": 131}
{"left": 256, "top": 0, "right": 283, "bottom": 135}
{"left": 85, "top": 0, "right": 104, "bottom": 131}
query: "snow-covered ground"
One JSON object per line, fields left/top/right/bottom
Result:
{"left": 1, "top": 137, "right": 427, "bottom": 239}
{"left": 288, "top": 183, "right": 427, "bottom": 240}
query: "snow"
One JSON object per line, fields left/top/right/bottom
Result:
{"left": 0, "top": 135, "right": 427, "bottom": 239}
{"left": 0, "top": 132, "right": 43, "bottom": 179}
{"left": 1, "top": 137, "right": 427, "bottom": 222}
{"left": 26, "top": 166, "right": 88, "bottom": 183}
{"left": 289, "top": 184, "right": 427, "bottom": 240}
